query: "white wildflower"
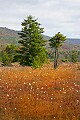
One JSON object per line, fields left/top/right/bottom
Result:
{"left": 24, "top": 82, "right": 26, "bottom": 85}
{"left": 63, "top": 88, "right": 64, "bottom": 90}
{"left": 50, "top": 98, "right": 53, "bottom": 100}
{"left": 29, "top": 83, "right": 31, "bottom": 86}
{"left": 77, "top": 100, "right": 79, "bottom": 103}
{"left": 33, "top": 82, "right": 35, "bottom": 84}
{"left": 76, "top": 90, "right": 78, "bottom": 92}
{"left": 31, "top": 86, "right": 33, "bottom": 89}
{"left": 63, "top": 92, "right": 66, "bottom": 94}
{"left": 7, "top": 94, "right": 9, "bottom": 97}
{"left": 41, "top": 87, "right": 44, "bottom": 89}
{"left": 5, "top": 108, "right": 7, "bottom": 110}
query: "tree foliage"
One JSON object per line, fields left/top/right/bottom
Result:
{"left": 70, "top": 49, "right": 78, "bottom": 63}
{"left": 49, "top": 32, "right": 66, "bottom": 69}
{"left": 2, "top": 44, "right": 17, "bottom": 66}
{"left": 17, "top": 15, "right": 47, "bottom": 68}
{"left": 49, "top": 32, "right": 66, "bottom": 48}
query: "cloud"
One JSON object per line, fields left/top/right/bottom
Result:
{"left": 0, "top": 0, "right": 80, "bottom": 38}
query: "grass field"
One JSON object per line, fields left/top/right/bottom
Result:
{"left": 0, "top": 62, "right": 80, "bottom": 120}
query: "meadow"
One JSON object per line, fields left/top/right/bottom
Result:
{"left": 0, "top": 62, "right": 80, "bottom": 120}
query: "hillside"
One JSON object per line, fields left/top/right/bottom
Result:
{"left": 0, "top": 27, "right": 80, "bottom": 50}
{"left": 0, "top": 27, "right": 19, "bottom": 49}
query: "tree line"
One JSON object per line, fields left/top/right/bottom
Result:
{"left": 0, "top": 15, "right": 79, "bottom": 69}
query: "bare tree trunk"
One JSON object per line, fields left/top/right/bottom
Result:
{"left": 54, "top": 47, "right": 58, "bottom": 69}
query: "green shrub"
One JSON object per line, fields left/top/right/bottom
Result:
{"left": 61, "top": 58, "right": 68, "bottom": 62}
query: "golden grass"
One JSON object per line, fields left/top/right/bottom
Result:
{"left": 0, "top": 62, "right": 80, "bottom": 120}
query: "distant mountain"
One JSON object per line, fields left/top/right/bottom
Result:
{"left": 0, "top": 27, "right": 80, "bottom": 50}
{"left": 0, "top": 27, "right": 19, "bottom": 47}
{"left": 65, "top": 38, "right": 80, "bottom": 45}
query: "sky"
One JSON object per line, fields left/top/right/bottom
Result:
{"left": 0, "top": 0, "right": 80, "bottom": 38}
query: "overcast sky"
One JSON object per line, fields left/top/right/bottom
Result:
{"left": 0, "top": 0, "right": 80, "bottom": 38}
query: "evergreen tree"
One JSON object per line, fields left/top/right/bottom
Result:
{"left": 70, "top": 49, "right": 78, "bottom": 63}
{"left": 2, "top": 51, "right": 10, "bottom": 66}
{"left": 49, "top": 32, "right": 66, "bottom": 69}
{"left": 2, "top": 44, "right": 17, "bottom": 66}
{"left": 17, "top": 15, "right": 47, "bottom": 68}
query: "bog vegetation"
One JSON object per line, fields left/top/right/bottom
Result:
{"left": 0, "top": 63, "right": 80, "bottom": 120}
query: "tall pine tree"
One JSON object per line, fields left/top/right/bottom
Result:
{"left": 17, "top": 15, "right": 47, "bottom": 68}
{"left": 49, "top": 32, "right": 66, "bottom": 69}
